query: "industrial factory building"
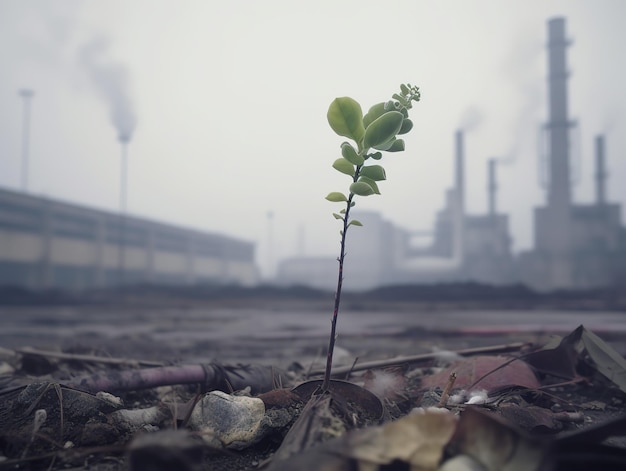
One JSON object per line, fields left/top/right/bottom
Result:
{"left": 276, "top": 17, "right": 626, "bottom": 292}
{"left": 517, "top": 18, "right": 626, "bottom": 291}
{"left": 3, "top": 16, "right": 625, "bottom": 294}
{"left": 0, "top": 187, "right": 259, "bottom": 290}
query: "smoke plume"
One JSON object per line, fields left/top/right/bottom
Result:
{"left": 79, "top": 36, "right": 136, "bottom": 141}
{"left": 458, "top": 105, "right": 484, "bottom": 132}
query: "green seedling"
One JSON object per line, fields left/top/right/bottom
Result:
{"left": 322, "top": 83, "right": 420, "bottom": 391}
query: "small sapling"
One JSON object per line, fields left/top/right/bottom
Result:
{"left": 322, "top": 83, "right": 420, "bottom": 391}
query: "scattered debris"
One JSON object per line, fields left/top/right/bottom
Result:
{"left": 1, "top": 324, "right": 625, "bottom": 470}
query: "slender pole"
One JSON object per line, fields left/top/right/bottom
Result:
{"left": 19, "top": 89, "right": 35, "bottom": 192}
{"left": 267, "top": 211, "right": 274, "bottom": 280}
{"left": 488, "top": 158, "right": 497, "bottom": 216}
{"left": 118, "top": 135, "right": 129, "bottom": 287}
{"left": 120, "top": 137, "right": 129, "bottom": 214}
{"left": 595, "top": 135, "right": 606, "bottom": 206}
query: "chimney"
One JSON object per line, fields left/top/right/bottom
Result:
{"left": 453, "top": 130, "right": 465, "bottom": 261}
{"left": 595, "top": 135, "right": 607, "bottom": 205}
{"left": 119, "top": 134, "right": 130, "bottom": 214}
{"left": 117, "top": 133, "right": 130, "bottom": 287}
{"left": 539, "top": 16, "right": 574, "bottom": 255}
{"left": 546, "top": 17, "right": 572, "bottom": 212}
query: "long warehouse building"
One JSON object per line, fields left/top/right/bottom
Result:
{"left": 0, "top": 187, "right": 259, "bottom": 290}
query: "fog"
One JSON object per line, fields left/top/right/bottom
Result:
{"left": 1, "top": 0, "right": 625, "bottom": 278}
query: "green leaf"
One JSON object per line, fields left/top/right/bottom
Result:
{"left": 358, "top": 176, "right": 381, "bottom": 194}
{"left": 386, "top": 139, "right": 405, "bottom": 152}
{"left": 369, "top": 152, "right": 383, "bottom": 160}
{"left": 327, "top": 97, "right": 365, "bottom": 142}
{"left": 325, "top": 192, "right": 348, "bottom": 202}
{"left": 360, "top": 165, "right": 386, "bottom": 181}
{"left": 374, "top": 137, "right": 397, "bottom": 151}
{"left": 332, "top": 158, "right": 355, "bottom": 176}
{"left": 383, "top": 100, "right": 397, "bottom": 111}
{"left": 350, "top": 181, "right": 375, "bottom": 196}
{"left": 363, "top": 111, "right": 404, "bottom": 149}
{"left": 348, "top": 219, "right": 363, "bottom": 227}
{"left": 398, "top": 119, "right": 413, "bottom": 135}
{"left": 363, "top": 102, "right": 386, "bottom": 129}
{"left": 339, "top": 208, "right": 346, "bottom": 214}
{"left": 400, "top": 83, "right": 409, "bottom": 95}
{"left": 341, "top": 142, "right": 364, "bottom": 165}
{"left": 332, "top": 213, "right": 344, "bottom": 220}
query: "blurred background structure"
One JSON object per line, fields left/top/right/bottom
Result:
{"left": 277, "top": 17, "right": 626, "bottom": 292}
{"left": 0, "top": 13, "right": 624, "bottom": 292}
{"left": 0, "top": 186, "right": 258, "bottom": 289}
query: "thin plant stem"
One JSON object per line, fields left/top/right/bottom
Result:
{"left": 321, "top": 167, "right": 361, "bottom": 392}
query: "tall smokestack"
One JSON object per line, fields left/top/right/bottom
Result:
{"left": 453, "top": 130, "right": 465, "bottom": 261}
{"left": 546, "top": 18, "right": 572, "bottom": 211}
{"left": 595, "top": 135, "right": 607, "bottom": 205}
{"left": 117, "top": 133, "right": 131, "bottom": 287}
{"left": 542, "top": 17, "right": 573, "bottom": 253}
{"left": 455, "top": 130, "right": 464, "bottom": 212}
{"left": 119, "top": 133, "right": 130, "bottom": 213}
{"left": 488, "top": 158, "right": 497, "bottom": 215}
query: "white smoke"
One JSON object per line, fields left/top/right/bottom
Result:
{"left": 79, "top": 35, "right": 137, "bottom": 141}
{"left": 600, "top": 108, "right": 622, "bottom": 136}
{"left": 458, "top": 105, "right": 484, "bottom": 132}
{"left": 499, "top": 31, "right": 544, "bottom": 166}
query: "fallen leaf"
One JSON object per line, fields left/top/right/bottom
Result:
{"left": 421, "top": 356, "right": 540, "bottom": 393}
{"left": 580, "top": 327, "right": 626, "bottom": 393}
{"left": 525, "top": 325, "right": 626, "bottom": 394}
{"left": 347, "top": 409, "right": 458, "bottom": 468}
{"left": 497, "top": 403, "right": 564, "bottom": 433}
{"left": 447, "top": 406, "right": 550, "bottom": 471}
{"left": 267, "top": 408, "right": 458, "bottom": 471}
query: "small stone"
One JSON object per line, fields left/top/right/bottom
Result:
{"left": 551, "top": 403, "right": 563, "bottom": 412}
{"left": 188, "top": 391, "right": 266, "bottom": 450}
{"left": 96, "top": 391, "right": 124, "bottom": 407}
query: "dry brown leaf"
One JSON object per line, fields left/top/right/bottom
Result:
{"left": 345, "top": 409, "right": 458, "bottom": 469}
{"left": 525, "top": 325, "right": 626, "bottom": 393}
{"left": 267, "top": 408, "right": 458, "bottom": 471}
{"left": 497, "top": 403, "right": 564, "bottom": 433}
{"left": 448, "top": 406, "right": 551, "bottom": 471}
{"left": 421, "top": 355, "right": 540, "bottom": 393}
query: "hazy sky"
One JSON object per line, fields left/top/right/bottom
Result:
{"left": 1, "top": 0, "right": 625, "bottom": 277}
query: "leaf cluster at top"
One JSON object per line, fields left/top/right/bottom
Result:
{"left": 326, "top": 84, "right": 420, "bottom": 202}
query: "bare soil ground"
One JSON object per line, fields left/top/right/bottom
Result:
{"left": 1, "top": 285, "right": 626, "bottom": 470}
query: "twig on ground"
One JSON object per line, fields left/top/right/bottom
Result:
{"left": 16, "top": 347, "right": 164, "bottom": 367}
{"left": 438, "top": 372, "right": 457, "bottom": 407}
{"left": 308, "top": 341, "right": 528, "bottom": 377}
